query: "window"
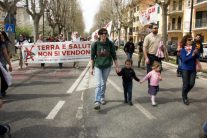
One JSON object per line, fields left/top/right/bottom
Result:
{"left": 178, "top": 0, "right": 182, "bottom": 10}
{"left": 172, "top": 18, "right": 176, "bottom": 29}
{"left": 178, "top": 17, "right": 182, "bottom": 30}
{"left": 173, "top": 1, "right": 176, "bottom": 10}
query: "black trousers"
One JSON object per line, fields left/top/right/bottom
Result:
{"left": 0, "top": 66, "right": 8, "bottom": 95}
{"left": 181, "top": 70, "right": 196, "bottom": 100}
{"left": 123, "top": 81, "right": 133, "bottom": 102}
{"left": 0, "top": 125, "right": 7, "bottom": 135}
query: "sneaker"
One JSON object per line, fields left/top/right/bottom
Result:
{"left": 183, "top": 99, "right": 189, "bottom": 105}
{"left": 128, "top": 102, "right": 133, "bottom": 106}
{"left": 94, "top": 102, "right": 100, "bottom": 110}
{"left": 100, "top": 98, "right": 106, "bottom": 105}
{"left": 1, "top": 91, "right": 6, "bottom": 97}
{"left": 152, "top": 103, "right": 157, "bottom": 106}
{"left": 4, "top": 124, "right": 11, "bottom": 138}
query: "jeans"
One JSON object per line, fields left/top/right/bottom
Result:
{"left": 181, "top": 70, "right": 196, "bottom": 100}
{"left": 0, "top": 65, "right": 8, "bottom": 95}
{"left": 94, "top": 66, "right": 111, "bottom": 102}
{"left": 126, "top": 53, "right": 133, "bottom": 59}
{"left": 123, "top": 81, "right": 132, "bottom": 102}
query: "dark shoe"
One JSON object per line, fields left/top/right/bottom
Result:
{"left": 128, "top": 102, "right": 133, "bottom": 106}
{"left": 124, "top": 100, "right": 128, "bottom": 104}
{"left": 4, "top": 124, "right": 11, "bottom": 138}
{"left": 183, "top": 99, "right": 189, "bottom": 105}
{"left": 94, "top": 102, "right": 100, "bottom": 110}
{"left": 1, "top": 91, "right": 6, "bottom": 97}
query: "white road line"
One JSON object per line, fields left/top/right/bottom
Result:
{"left": 81, "top": 91, "right": 84, "bottom": 101}
{"left": 76, "top": 106, "right": 83, "bottom": 119}
{"left": 108, "top": 79, "right": 123, "bottom": 93}
{"left": 134, "top": 103, "right": 156, "bottom": 120}
{"left": 46, "top": 100, "right": 65, "bottom": 120}
{"left": 67, "top": 63, "right": 90, "bottom": 94}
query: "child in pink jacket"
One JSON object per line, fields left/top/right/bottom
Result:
{"left": 140, "top": 61, "right": 162, "bottom": 106}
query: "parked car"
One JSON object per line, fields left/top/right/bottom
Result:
{"left": 200, "top": 43, "right": 207, "bottom": 61}
{"left": 167, "top": 41, "right": 177, "bottom": 56}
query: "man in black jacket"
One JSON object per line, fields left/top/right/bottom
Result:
{"left": 124, "top": 37, "right": 135, "bottom": 59}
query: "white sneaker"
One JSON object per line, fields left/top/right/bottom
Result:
{"left": 94, "top": 102, "right": 100, "bottom": 110}
{"left": 100, "top": 98, "right": 106, "bottom": 105}
{"left": 152, "top": 102, "right": 157, "bottom": 106}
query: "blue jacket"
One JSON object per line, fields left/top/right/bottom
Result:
{"left": 180, "top": 46, "right": 199, "bottom": 71}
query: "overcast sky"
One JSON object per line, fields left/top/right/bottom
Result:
{"left": 79, "top": 0, "right": 101, "bottom": 32}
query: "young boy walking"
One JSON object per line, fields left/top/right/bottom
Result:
{"left": 116, "top": 59, "right": 140, "bottom": 105}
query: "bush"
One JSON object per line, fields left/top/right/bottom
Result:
{"left": 15, "top": 26, "right": 32, "bottom": 39}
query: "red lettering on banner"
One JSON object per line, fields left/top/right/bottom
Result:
{"left": 69, "top": 44, "right": 73, "bottom": 49}
{"left": 68, "top": 44, "right": 90, "bottom": 49}
{"left": 62, "top": 44, "right": 66, "bottom": 49}
{"left": 148, "top": 7, "right": 155, "bottom": 13}
{"left": 61, "top": 49, "right": 90, "bottom": 56}
{"left": 54, "top": 51, "right": 60, "bottom": 56}
{"left": 38, "top": 51, "right": 52, "bottom": 56}
{"left": 55, "top": 45, "right": 60, "bottom": 50}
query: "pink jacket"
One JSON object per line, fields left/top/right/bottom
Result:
{"left": 141, "top": 70, "right": 161, "bottom": 86}
{"left": 156, "top": 41, "right": 164, "bottom": 58}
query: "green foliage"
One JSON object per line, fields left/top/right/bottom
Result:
{"left": 15, "top": 26, "right": 32, "bottom": 38}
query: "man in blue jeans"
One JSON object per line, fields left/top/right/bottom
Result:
{"left": 124, "top": 37, "right": 135, "bottom": 59}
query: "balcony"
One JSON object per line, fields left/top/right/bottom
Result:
{"left": 168, "top": 6, "right": 183, "bottom": 15}
{"left": 168, "top": 24, "right": 182, "bottom": 32}
{"left": 194, "top": 0, "right": 207, "bottom": 9}
{"left": 193, "top": 19, "right": 207, "bottom": 30}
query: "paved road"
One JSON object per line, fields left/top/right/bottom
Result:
{"left": 0, "top": 50, "right": 207, "bottom": 138}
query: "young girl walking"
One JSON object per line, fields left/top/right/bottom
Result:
{"left": 116, "top": 59, "right": 140, "bottom": 105}
{"left": 140, "top": 61, "right": 162, "bottom": 106}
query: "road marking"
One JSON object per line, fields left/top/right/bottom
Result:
{"left": 108, "top": 79, "right": 123, "bottom": 93}
{"left": 76, "top": 106, "right": 83, "bottom": 119}
{"left": 81, "top": 91, "right": 84, "bottom": 101}
{"left": 134, "top": 103, "right": 156, "bottom": 120}
{"left": 67, "top": 63, "right": 90, "bottom": 94}
{"left": 46, "top": 100, "right": 65, "bottom": 120}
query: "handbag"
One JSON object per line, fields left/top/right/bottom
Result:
{"left": 196, "top": 59, "right": 202, "bottom": 72}
{"left": 0, "top": 63, "right": 12, "bottom": 86}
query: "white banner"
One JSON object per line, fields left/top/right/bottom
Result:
{"left": 104, "top": 21, "right": 112, "bottom": 35}
{"left": 139, "top": 4, "right": 159, "bottom": 25}
{"left": 21, "top": 41, "right": 91, "bottom": 63}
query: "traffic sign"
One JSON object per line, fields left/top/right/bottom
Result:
{"left": 5, "top": 24, "right": 15, "bottom": 33}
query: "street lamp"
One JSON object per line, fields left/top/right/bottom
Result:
{"left": 118, "top": 20, "right": 121, "bottom": 48}
{"left": 189, "top": 0, "right": 194, "bottom": 37}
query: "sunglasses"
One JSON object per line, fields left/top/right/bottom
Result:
{"left": 187, "top": 38, "right": 192, "bottom": 41}
{"left": 153, "top": 27, "right": 158, "bottom": 29}
{"left": 100, "top": 32, "right": 108, "bottom": 35}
